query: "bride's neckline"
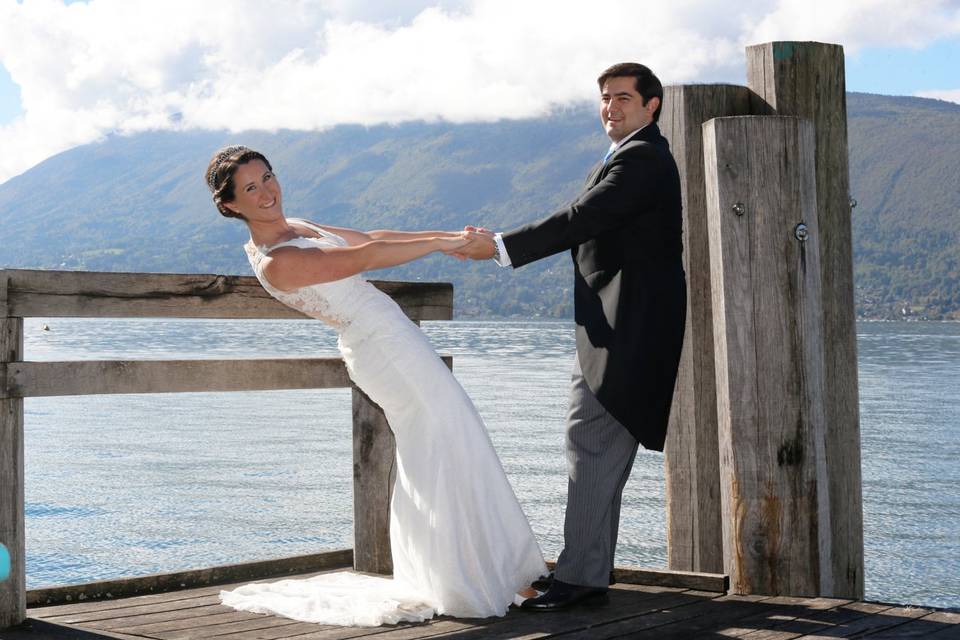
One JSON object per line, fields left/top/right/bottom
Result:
{"left": 249, "top": 218, "right": 330, "bottom": 253}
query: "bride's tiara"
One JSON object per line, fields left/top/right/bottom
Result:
{"left": 207, "top": 145, "right": 251, "bottom": 192}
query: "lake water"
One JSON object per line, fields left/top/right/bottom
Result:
{"left": 19, "top": 319, "right": 960, "bottom": 610}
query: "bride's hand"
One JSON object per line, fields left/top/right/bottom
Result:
{"left": 436, "top": 232, "right": 473, "bottom": 259}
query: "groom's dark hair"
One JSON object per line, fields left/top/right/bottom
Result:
{"left": 597, "top": 63, "right": 664, "bottom": 123}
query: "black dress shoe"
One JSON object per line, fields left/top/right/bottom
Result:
{"left": 519, "top": 579, "right": 609, "bottom": 611}
{"left": 530, "top": 571, "right": 616, "bottom": 591}
{"left": 530, "top": 572, "right": 554, "bottom": 591}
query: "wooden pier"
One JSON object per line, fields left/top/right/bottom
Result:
{"left": 2, "top": 39, "right": 958, "bottom": 639}
{"left": 7, "top": 557, "right": 960, "bottom": 639}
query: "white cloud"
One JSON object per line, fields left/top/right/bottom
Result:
{"left": 1, "top": 0, "right": 959, "bottom": 183}
{"left": 915, "top": 89, "right": 960, "bottom": 105}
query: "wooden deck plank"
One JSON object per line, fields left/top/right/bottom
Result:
{"left": 608, "top": 594, "right": 779, "bottom": 639}
{"left": 28, "top": 552, "right": 353, "bottom": 608}
{"left": 860, "top": 610, "right": 960, "bottom": 638}
{"left": 737, "top": 601, "right": 895, "bottom": 639}
{"left": 100, "top": 610, "right": 267, "bottom": 636}
{"left": 789, "top": 605, "right": 932, "bottom": 638}
{"left": 223, "top": 620, "right": 430, "bottom": 640}
{"left": 154, "top": 617, "right": 319, "bottom": 640}
{"left": 0, "top": 617, "right": 144, "bottom": 639}
{"left": 414, "top": 588, "right": 719, "bottom": 640}
{"left": 28, "top": 569, "right": 346, "bottom": 618}
{"left": 555, "top": 593, "right": 770, "bottom": 640}
{"left": 37, "top": 595, "right": 222, "bottom": 625}
{"left": 702, "top": 597, "right": 857, "bottom": 639}
{"left": 78, "top": 604, "right": 249, "bottom": 632}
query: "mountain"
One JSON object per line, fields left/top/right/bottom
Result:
{"left": 0, "top": 110, "right": 605, "bottom": 318}
{"left": 847, "top": 93, "right": 960, "bottom": 320}
{"left": 1, "top": 93, "right": 958, "bottom": 319}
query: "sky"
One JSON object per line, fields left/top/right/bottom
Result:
{"left": 0, "top": 0, "right": 958, "bottom": 184}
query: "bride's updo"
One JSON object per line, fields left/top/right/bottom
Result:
{"left": 205, "top": 145, "right": 273, "bottom": 219}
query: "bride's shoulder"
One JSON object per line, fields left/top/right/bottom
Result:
{"left": 287, "top": 217, "right": 325, "bottom": 233}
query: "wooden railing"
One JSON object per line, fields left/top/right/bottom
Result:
{"left": 0, "top": 268, "right": 453, "bottom": 628}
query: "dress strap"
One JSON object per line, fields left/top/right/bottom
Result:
{"left": 288, "top": 217, "right": 333, "bottom": 238}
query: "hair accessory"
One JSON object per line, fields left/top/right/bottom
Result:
{"left": 207, "top": 145, "right": 250, "bottom": 192}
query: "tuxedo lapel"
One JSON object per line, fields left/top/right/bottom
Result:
{"left": 583, "top": 125, "right": 661, "bottom": 191}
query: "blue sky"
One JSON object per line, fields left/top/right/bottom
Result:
{"left": 0, "top": 64, "right": 20, "bottom": 123}
{"left": 1, "top": 0, "right": 958, "bottom": 183}
{"left": 845, "top": 39, "right": 960, "bottom": 97}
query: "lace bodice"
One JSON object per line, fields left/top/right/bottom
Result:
{"left": 244, "top": 218, "right": 402, "bottom": 337}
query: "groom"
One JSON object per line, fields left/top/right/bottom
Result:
{"left": 459, "top": 63, "right": 686, "bottom": 610}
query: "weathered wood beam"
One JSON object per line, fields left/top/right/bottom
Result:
{"left": 544, "top": 560, "right": 728, "bottom": 593}
{"left": 0, "top": 273, "right": 25, "bottom": 628}
{"left": 352, "top": 385, "right": 395, "bottom": 576}
{"left": 704, "top": 115, "right": 831, "bottom": 596}
{"left": 4, "top": 358, "right": 352, "bottom": 398}
{"left": 661, "top": 83, "right": 751, "bottom": 575}
{"left": 746, "top": 41, "right": 864, "bottom": 599}
{"left": 1, "top": 269, "right": 453, "bottom": 322}
{"left": 26, "top": 550, "right": 353, "bottom": 607}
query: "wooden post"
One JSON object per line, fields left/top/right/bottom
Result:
{"left": 0, "top": 272, "right": 25, "bottom": 628}
{"left": 746, "top": 42, "right": 864, "bottom": 598}
{"left": 661, "top": 84, "right": 751, "bottom": 575}
{"left": 704, "top": 116, "right": 832, "bottom": 596}
{"left": 351, "top": 385, "right": 396, "bottom": 575}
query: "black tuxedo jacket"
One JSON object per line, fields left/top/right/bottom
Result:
{"left": 502, "top": 123, "right": 686, "bottom": 451}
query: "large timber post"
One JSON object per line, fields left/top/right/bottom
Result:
{"left": 704, "top": 115, "right": 832, "bottom": 596}
{"left": 746, "top": 42, "right": 864, "bottom": 598}
{"left": 661, "top": 84, "right": 751, "bottom": 575}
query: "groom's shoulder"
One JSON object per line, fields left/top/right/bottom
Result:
{"left": 617, "top": 136, "right": 671, "bottom": 165}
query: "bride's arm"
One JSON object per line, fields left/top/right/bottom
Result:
{"left": 310, "top": 223, "right": 462, "bottom": 245}
{"left": 261, "top": 235, "right": 469, "bottom": 291}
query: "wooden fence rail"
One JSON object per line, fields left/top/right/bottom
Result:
{"left": 0, "top": 267, "right": 453, "bottom": 629}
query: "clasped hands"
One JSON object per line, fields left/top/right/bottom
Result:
{"left": 445, "top": 226, "right": 497, "bottom": 260}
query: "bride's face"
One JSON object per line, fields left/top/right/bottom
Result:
{"left": 224, "top": 159, "right": 283, "bottom": 219}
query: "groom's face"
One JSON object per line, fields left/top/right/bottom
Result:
{"left": 600, "top": 76, "right": 658, "bottom": 143}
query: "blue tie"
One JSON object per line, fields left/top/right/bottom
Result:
{"left": 603, "top": 147, "right": 616, "bottom": 164}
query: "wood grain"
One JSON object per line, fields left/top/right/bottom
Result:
{"left": 661, "top": 83, "right": 752, "bottom": 576}
{"left": 27, "top": 550, "right": 353, "bottom": 607}
{"left": 704, "top": 115, "right": 831, "bottom": 596}
{"left": 2, "top": 269, "right": 453, "bottom": 322}
{"left": 0, "top": 306, "right": 25, "bottom": 628}
{"left": 746, "top": 41, "right": 864, "bottom": 599}
{"left": 5, "top": 358, "right": 352, "bottom": 398}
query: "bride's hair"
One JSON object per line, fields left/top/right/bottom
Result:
{"left": 205, "top": 145, "right": 273, "bottom": 219}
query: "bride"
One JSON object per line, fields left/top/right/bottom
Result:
{"left": 205, "top": 145, "right": 546, "bottom": 626}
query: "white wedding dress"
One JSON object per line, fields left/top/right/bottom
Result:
{"left": 220, "top": 219, "right": 546, "bottom": 626}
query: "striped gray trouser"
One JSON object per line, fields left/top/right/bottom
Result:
{"left": 552, "top": 356, "right": 639, "bottom": 588}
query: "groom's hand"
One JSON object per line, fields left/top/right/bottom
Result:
{"left": 454, "top": 229, "right": 496, "bottom": 260}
